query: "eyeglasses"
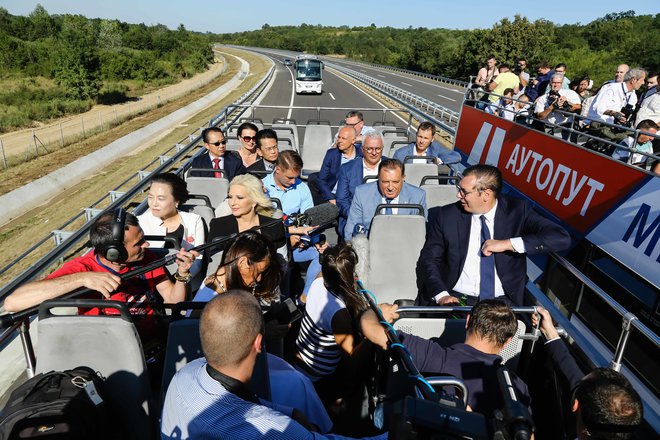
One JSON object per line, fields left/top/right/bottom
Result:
{"left": 456, "top": 182, "right": 480, "bottom": 198}
{"left": 207, "top": 140, "right": 227, "bottom": 146}
{"left": 261, "top": 146, "right": 279, "bottom": 152}
{"left": 345, "top": 121, "right": 363, "bottom": 127}
{"left": 365, "top": 147, "right": 383, "bottom": 153}
{"left": 241, "top": 136, "right": 257, "bottom": 142}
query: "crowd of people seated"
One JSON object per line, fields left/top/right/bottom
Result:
{"left": 1, "top": 105, "right": 647, "bottom": 439}
{"left": 472, "top": 55, "right": 660, "bottom": 173}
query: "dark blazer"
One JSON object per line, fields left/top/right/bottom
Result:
{"left": 189, "top": 151, "right": 246, "bottom": 181}
{"left": 545, "top": 339, "right": 584, "bottom": 390}
{"left": 207, "top": 214, "right": 286, "bottom": 255}
{"left": 416, "top": 196, "right": 571, "bottom": 306}
{"left": 318, "top": 146, "right": 363, "bottom": 202}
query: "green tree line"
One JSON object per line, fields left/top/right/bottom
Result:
{"left": 217, "top": 11, "right": 659, "bottom": 85}
{"left": 0, "top": 5, "right": 214, "bottom": 132}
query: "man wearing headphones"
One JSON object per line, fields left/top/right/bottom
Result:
{"left": 3, "top": 210, "right": 197, "bottom": 318}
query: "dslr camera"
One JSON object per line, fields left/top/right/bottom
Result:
{"left": 513, "top": 62, "right": 524, "bottom": 75}
{"left": 548, "top": 90, "right": 570, "bottom": 111}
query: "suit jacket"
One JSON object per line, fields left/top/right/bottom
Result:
{"left": 188, "top": 151, "right": 246, "bottom": 181}
{"left": 393, "top": 141, "right": 461, "bottom": 165}
{"left": 416, "top": 196, "right": 571, "bottom": 306}
{"left": 246, "top": 159, "right": 274, "bottom": 178}
{"left": 318, "top": 146, "right": 363, "bottom": 202}
{"left": 545, "top": 339, "right": 584, "bottom": 390}
{"left": 345, "top": 182, "right": 427, "bottom": 239}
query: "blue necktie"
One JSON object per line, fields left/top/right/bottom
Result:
{"left": 384, "top": 198, "right": 393, "bottom": 215}
{"left": 479, "top": 215, "right": 495, "bottom": 300}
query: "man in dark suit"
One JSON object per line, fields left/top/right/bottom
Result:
{"left": 247, "top": 129, "right": 279, "bottom": 176}
{"left": 189, "top": 127, "right": 246, "bottom": 181}
{"left": 416, "top": 164, "right": 570, "bottom": 306}
{"left": 336, "top": 130, "right": 387, "bottom": 238}
{"left": 345, "top": 159, "right": 427, "bottom": 239}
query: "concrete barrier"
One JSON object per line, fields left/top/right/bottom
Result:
{"left": 0, "top": 57, "right": 250, "bottom": 226}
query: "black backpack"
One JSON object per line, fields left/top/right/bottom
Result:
{"left": 0, "top": 367, "right": 117, "bottom": 440}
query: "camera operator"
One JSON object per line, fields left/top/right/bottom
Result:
{"left": 587, "top": 67, "right": 646, "bottom": 127}
{"left": 513, "top": 57, "right": 529, "bottom": 90}
{"left": 534, "top": 74, "right": 582, "bottom": 137}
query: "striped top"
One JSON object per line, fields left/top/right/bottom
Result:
{"left": 296, "top": 278, "right": 346, "bottom": 380}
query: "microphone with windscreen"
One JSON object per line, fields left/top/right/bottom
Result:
{"left": 304, "top": 202, "right": 339, "bottom": 226}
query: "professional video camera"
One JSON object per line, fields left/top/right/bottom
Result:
{"left": 619, "top": 104, "right": 635, "bottom": 125}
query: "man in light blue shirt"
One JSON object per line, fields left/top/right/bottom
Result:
{"left": 392, "top": 121, "right": 460, "bottom": 165}
{"left": 161, "top": 290, "right": 386, "bottom": 440}
{"left": 262, "top": 150, "right": 314, "bottom": 216}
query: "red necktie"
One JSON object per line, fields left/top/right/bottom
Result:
{"left": 212, "top": 158, "right": 221, "bottom": 178}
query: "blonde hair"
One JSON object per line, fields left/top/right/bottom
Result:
{"left": 229, "top": 174, "right": 274, "bottom": 217}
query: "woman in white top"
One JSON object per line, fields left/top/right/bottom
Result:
{"left": 137, "top": 173, "right": 205, "bottom": 276}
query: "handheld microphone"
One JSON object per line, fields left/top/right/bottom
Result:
{"left": 353, "top": 223, "right": 367, "bottom": 236}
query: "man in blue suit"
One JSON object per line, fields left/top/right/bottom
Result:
{"left": 393, "top": 121, "right": 461, "bottom": 165}
{"left": 345, "top": 159, "right": 427, "bottom": 239}
{"left": 416, "top": 164, "right": 570, "bottom": 306}
{"left": 189, "top": 127, "right": 246, "bottom": 181}
{"left": 316, "top": 126, "right": 363, "bottom": 204}
{"left": 336, "top": 130, "right": 387, "bottom": 238}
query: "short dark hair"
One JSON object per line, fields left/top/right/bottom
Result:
{"left": 200, "top": 290, "right": 265, "bottom": 368}
{"left": 463, "top": 164, "right": 503, "bottom": 197}
{"left": 237, "top": 122, "right": 259, "bottom": 137}
{"left": 555, "top": 63, "right": 567, "bottom": 70}
{"left": 150, "top": 172, "right": 189, "bottom": 204}
{"left": 538, "top": 60, "right": 550, "bottom": 69}
{"left": 517, "top": 57, "right": 527, "bottom": 64}
{"left": 276, "top": 150, "right": 303, "bottom": 172}
{"left": 202, "top": 127, "right": 224, "bottom": 143}
{"left": 574, "top": 368, "right": 642, "bottom": 439}
{"left": 255, "top": 128, "right": 278, "bottom": 148}
{"left": 208, "top": 231, "right": 281, "bottom": 301}
{"left": 499, "top": 63, "right": 510, "bottom": 70}
{"left": 90, "top": 210, "right": 139, "bottom": 251}
{"left": 345, "top": 110, "right": 364, "bottom": 122}
{"left": 466, "top": 299, "right": 517, "bottom": 347}
{"left": 503, "top": 88, "right": 515, "bottom": 96}
{"left": 378, "top": 158, "right": 405, "bottom": 176}
{"left": 635, "top": 119, "right": 659, "bottom": 132}
{"left": 418, "top": 121, "right": 436, "bottom": 136}
{"left": 486, "top": 54, "right": 496, "bottom": 61}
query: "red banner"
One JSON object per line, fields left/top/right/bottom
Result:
{"left": 454, "top": 106, "right": 649, "bottom": 233}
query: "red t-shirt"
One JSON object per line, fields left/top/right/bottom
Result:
{"left": 46, "top": 250, "right": 168, "bottom": 316}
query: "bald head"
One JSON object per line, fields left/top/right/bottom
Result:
{"left": 336, "top": 126, "right": 357, "bottom": 154}
{"left": 200, "top": 289, "right": 264, "bottom": 368}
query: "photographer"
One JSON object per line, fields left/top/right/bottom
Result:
{"left": 513, "top": 57, "right": 529, "bottom": 89}
{"left": 534, "top": 74, "right": 582, "bottom": 137}
{"left": 587, "top": 67, "right": 646, "bottom": 127}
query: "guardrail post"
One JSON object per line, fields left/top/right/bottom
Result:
{"left": 83, "top": 208, "right": 103, "bottom": 222}
{"left": 159, "top": 155, "right": 171, "bottom": 165}
{"left": 52, "top": 230, "right": 74, "bottom": 247}
{"left": 109, "top": 191, "right": 126, "bottom": 202}
{"left": 0, "top": 139, "right": 7, "bottom": 169}
{"left": 610, "top": 312, "right": 638, "bottom": 372}
{"left": 137, "top": 170, "right": 151, "bottom": 181}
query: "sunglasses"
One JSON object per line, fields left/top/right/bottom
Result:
{"left": 241, "top": 136, "right": 257, "bottom": 142}
{"left": 208, "top": 140, "right": 227, "bottom": 146}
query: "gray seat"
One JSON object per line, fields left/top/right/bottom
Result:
{"left": 278, "top": 137, "right": 295, "bottom": 152}
{"left": 402, "top": 156, "right": 440, "bottom": 187}
{"left": 365, "top": 211, "right": 426, "bottom": 304}
{"left": 272, "top": 124, "right": 299, "bottom": 151}
{"left": 388, "top": 140, "right": 410, "bottom": 158}
{"left": 301, "top": 121, "right": 332, "bottom": 175}
{"left": 36, "top": 300, "right": 153, "bottom": 440}
{"left": 239, "top": 118, "right": 264, "bottom": 130}
{"left": 226, "top": 138, "right": 241, "bottom": 151}
{"left": 185, "top": 176, "right": 229, "bottom": 209}
{"left": 420, "top": 175, "right": 457, "bottom": 208}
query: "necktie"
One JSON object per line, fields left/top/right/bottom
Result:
{"left": 479, "top": 215, "right": 495, "bottom": 300}
{"left": 384, "top": 198, "right": 393, "bottom": 215}
{"left": 212, "top": 158, "right": 222, "bottom": 178}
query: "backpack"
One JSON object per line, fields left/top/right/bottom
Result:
{"left": 0, "top": 367, "right": 117, "bottom": 440}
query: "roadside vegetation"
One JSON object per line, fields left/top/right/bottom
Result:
{"left": 0, "top": 5, "right": 214, "bottom": 132}
{"left": 218, "top": 11, "right": 659, "bottom": 85}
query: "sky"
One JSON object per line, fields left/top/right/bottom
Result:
{"left": 1, "top": 0, "right": 658, "bottom": 34}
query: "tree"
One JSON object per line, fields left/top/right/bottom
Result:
{"left": 53, "top": 15, "right": 100, "bottom": 100}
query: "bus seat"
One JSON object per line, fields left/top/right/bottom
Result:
{"left": 185, "top": 176, "right": 229, "bottom": 209}
{"left": 35, "top": 300, "right": 153, "bottom": 440}
{"left": 301, "top": 121, "right": 332, "bottom": 175}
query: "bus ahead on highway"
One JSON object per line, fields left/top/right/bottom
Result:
{"left": 294, "top": 55, "right": 323, "bottom": 94}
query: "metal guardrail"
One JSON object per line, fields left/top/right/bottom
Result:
{"left": 326, "top": 62, "right": 458, "bottom": 139}
{"left": 0, "top": 63, "right": 277, "bottom": 300}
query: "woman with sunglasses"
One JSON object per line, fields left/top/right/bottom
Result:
{"left": 237, "top": 122, "right": 259, "bottom": 167}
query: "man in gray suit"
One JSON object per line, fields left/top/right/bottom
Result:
{"left": 344, "top": 158, "right": 427, "bottom": 239}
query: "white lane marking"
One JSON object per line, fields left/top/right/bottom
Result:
{"left": 437, "top": 94, "right": 457, "bottom": 102}
{"left": 329, "top": 69, "right": 409, "bottom": 127}
{"left": 383, "top": 69, "right": 465, "bottom": 93}
{"left": 286, "top": 65, "right": 295, "bottom": 120}
{"left": 329, "top": 92, "right": 336, "bottom": 101}
{"left": 401, "top": 82, "right": 412, "bottom": 86}
{"left": 378, "top": 74, "right": 386, "bottom": 78}
{"left": 360, "top": 69, "right": 367, "bottom": 73}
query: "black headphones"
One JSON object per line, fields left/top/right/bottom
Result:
{"left": 102, "top": 208, "right": 128, "bottom": 263}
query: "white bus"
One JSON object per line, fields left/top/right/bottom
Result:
{"left": 294, "top": 55, "right": 323, "bottom": 94}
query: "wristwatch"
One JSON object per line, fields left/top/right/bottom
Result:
{"left": 174, "top": 271, "right": 192, "bottom": 284}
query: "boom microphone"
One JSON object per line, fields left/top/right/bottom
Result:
{"left": 304, "top": 202, "right": 339, "bottom": 226}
